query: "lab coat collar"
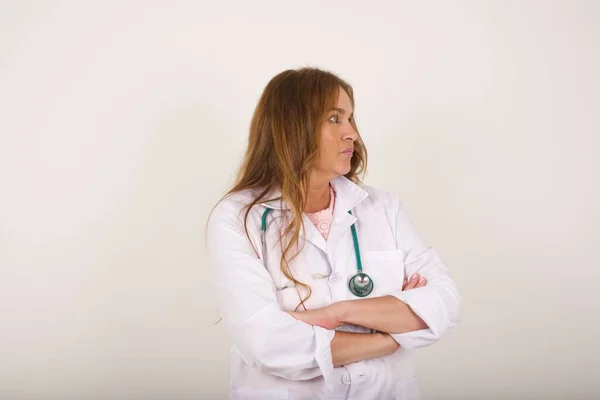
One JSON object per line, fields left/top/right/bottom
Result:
{"left": 259, "top": 175, "right": 369, "bottom": 253}
{"left": 259, "top": 175, "right": 369, "bottom": 214}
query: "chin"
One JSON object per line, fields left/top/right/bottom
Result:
{"left": 335, "top": 164, "right": 352, "bottom": 176}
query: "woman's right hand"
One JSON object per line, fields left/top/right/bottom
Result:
{"left": 402, "top": 274, "right": 427, "bottom": 291}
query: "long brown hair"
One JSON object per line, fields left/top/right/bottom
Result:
{"left": 215, "top": 67, "right": 367, "bottom": 310}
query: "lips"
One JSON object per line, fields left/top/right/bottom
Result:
{"left": 342, "top": 148, "right": 354, "bottom": 155}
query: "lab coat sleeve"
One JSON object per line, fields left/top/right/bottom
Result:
{"left": 205, "top": 201, "right": 337, "bottom": 390}
{"left": 387, "top": 198, "right": 462, "bottom": 350}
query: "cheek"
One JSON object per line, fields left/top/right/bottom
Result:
{"left": 320, "top": 130, "right": 338, "bottom": 152}
{"left": 321, "top": 144, "right": 338, "bottom": 165}
{"left": 316, "top": 127, "right": 344, "bottom": 168}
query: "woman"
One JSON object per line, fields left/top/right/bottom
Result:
{"left": 206, "top": 67, "right": 461, "bottom": 400}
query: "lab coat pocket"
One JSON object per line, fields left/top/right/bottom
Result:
{"left": 364, "top": 250, "right": 405, "bottom": 298}
{"left": 395, "top": 375, "right": 421, "bottom": 400}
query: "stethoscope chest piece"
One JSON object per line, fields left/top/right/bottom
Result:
{"left": 348, "top": 272, "right": 374, "bottom": 297}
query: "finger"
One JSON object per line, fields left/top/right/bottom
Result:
{"left": 406, "top": 274, "right": 419, "bottom": 289}
{"left": 404, "top": 274, "right": 420, "bottom": 290}
{"left": 402, "top": 277, "right": 408, "bottom": 290}
{"left": 416, "top": 277, "right": 427, "bottom": 288}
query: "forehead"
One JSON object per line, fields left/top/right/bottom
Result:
{"left": 336, "top": 88, "right": 353, "bottom": 112}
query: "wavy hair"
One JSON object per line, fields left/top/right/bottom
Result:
{"left": 217, "top": 67, "right": 367, "bottom": 310}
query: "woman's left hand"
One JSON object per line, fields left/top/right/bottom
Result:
{"left": 287, "top": 303, "right": 344, "bottom": 330}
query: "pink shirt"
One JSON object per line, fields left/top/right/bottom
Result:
{"left": 306, "top": 185, "right": 336, "bottom": 240}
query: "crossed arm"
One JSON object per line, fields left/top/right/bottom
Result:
{"left": 288, "top": 274, "right": 428, "bottom": 366}
{"left": 208, "top": 199, "right": 461, "bottom": 382}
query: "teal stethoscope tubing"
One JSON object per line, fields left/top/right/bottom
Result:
{"left": 260, "top": 208, "right": 374, "bottom": 297}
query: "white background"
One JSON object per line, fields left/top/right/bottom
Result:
{"left": 1, "top": 1, "right": 599, "bottom": 399}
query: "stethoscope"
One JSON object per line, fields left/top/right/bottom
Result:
{"left": 260, "top": 208, "right": 374, "bottom": 297}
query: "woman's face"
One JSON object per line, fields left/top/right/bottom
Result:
{"left": 313, "top": 87, "right": 358, "bottom": 180}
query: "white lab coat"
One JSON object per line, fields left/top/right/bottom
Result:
{"left": 206, "top": 175, "right": 461, "bottom": 400}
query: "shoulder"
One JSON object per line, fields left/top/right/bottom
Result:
{"left": 357, "top": 182, "right": 402, "bottom": 212}
{"left": 207, "top": 189, "right": 261, "bottom": 231}
{"left": 212, "top": 189, "right": 254, "bottom": 214}
{"left": 205, "top": 189, "right": 268, "bottom": 255}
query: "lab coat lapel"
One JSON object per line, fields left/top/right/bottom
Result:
{"left": 301, "top": 213, "right": 328, "bottom": 253}
{"left": 259, "top": 190, "right": 328, "bottom": 253}
{"left": 258, "top": 176, "right": 369, "bottom": 253}
{"left": 327, "top": 176, "right": 369, "bottom": 248}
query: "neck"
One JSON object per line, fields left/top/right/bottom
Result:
{"left": 305, "top": 173, "right": 334, "bottom": 213}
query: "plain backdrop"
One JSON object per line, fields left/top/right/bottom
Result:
{"left": 1, "top": 1, "right": 599, "bottom": 399}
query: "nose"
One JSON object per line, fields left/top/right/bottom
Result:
{"left": 342, "top": 123, "right": 358, "bottom": 142}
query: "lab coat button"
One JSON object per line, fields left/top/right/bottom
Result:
{"left": 341, "top": 374, "right": 351, "bottom": 385}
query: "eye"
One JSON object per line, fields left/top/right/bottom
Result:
{"left": 328, "top": 114, "right": 339, "bottom": 124}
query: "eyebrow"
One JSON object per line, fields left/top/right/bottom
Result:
{"left": 330, "top": 107, "right": 354, "bottom": 115}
